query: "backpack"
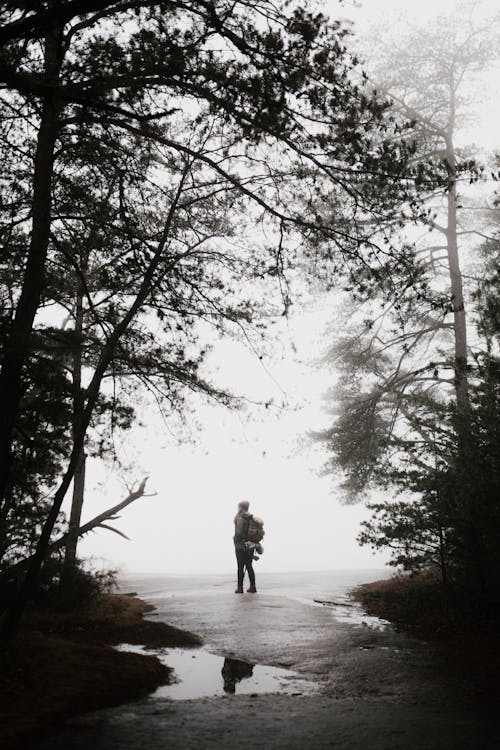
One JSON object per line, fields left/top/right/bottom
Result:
{"left": 246, "top": 515, "right": 265, "bottom": 543}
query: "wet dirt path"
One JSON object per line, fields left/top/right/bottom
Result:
{"left": 37, "top": 575, "right": 497, "bottom": 749}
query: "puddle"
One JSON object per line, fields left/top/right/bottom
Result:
{"left": 312, "top": 596, "right": 390, "bottom": 630}
{"left": 117, "top": 645, "right": 315, "bottom": 700}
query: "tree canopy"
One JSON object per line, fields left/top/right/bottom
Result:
{"left": 0, "top": 0, "right": 423, "bottom": 633}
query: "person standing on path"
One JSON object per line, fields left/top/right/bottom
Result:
{"left": 233, "top": 501, "right": 257, "bottom": 594}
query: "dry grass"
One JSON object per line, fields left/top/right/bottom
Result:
{"left": 25, "top": 591, "right": 202, "bottom": 648}
{"left": 353, "top": 570, "right": 451, "bottom": 635}
{"left": 0, "top": 593, "right": 201, "bottom": 749}
{"left": 353, "top": 570, "right": 499, "bottom": 637}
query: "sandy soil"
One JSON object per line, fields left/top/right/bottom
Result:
{"left": 37, "top": 580, "right": 498, "bottom": 750}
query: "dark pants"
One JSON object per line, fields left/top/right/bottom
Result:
{"left": 236, "top": 546, "right": 255, "bottom": 588}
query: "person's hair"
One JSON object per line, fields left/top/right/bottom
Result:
{"left": 237, "top": 500, "right": 250, "bottom": 511}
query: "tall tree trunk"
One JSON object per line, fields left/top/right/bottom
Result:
{"left": 446, "top": 177, "right": 469, "bottom": 410}
{"left": 60, "top": 266, "right": 87, "bottom": 597}
{"left": 444, "top": 70, "right": 468, "bottom": 413}
{"left": 0, "top": 26, "right": 63, "bottom": 517}
{"left": 62, "top": 453, "right": 86, "bottom": 568}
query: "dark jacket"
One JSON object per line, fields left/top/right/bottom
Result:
{"left": 233, "top": 512, "right": 251, "bottom": 549}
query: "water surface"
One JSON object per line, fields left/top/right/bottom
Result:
{"left": 117, "top": 644, "right": 315, "bottom": 699}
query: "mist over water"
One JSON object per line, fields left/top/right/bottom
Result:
{"left": 121, "top": 568, "right": 391, "bottom": 620}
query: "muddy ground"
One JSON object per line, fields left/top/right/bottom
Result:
{"left": 36, "top": 572, "right": 498, "bottom": 749}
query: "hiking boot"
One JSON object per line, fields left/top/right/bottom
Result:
{"left": 234, "top": 587, "right": 243, "bottom": 594}
{"left": 247, "top": 586, "right": 257, "bottom": 593}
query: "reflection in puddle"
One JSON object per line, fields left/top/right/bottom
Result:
{"left": 117, "top": 645, "right": 315, "bottom": 700}
{"left": 222, "top": 657, "right": 254, "bottom": 694}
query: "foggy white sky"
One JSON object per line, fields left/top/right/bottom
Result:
{"left": 73, "top": 0, "right": 500, "bottom": 577}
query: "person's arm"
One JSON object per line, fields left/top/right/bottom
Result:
{"left": 233, "top": 515, "right": 248, "bottom": 543}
